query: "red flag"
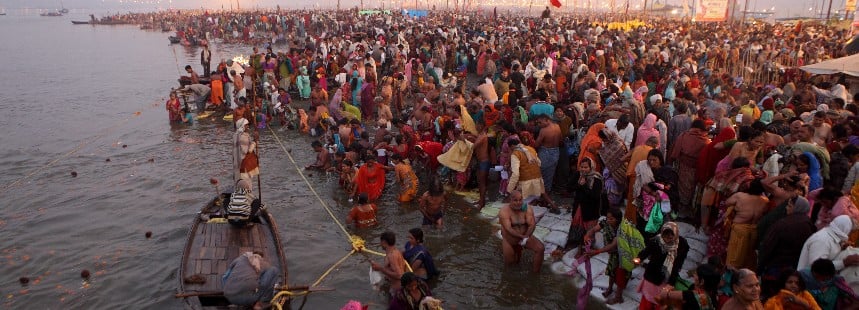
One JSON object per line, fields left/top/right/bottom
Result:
{"left": 550, "top": 0, "right": 562, "bottom": 8}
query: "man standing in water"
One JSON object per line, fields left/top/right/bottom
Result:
{"left": 498, "top": 190, "right": 544, "bottom": 273}
{"left": 200, "top": 43, "right": 212, "bottom": 77}
{"left": 419, "top": 178, "right": 446, "bottom": 229}
{"left": 370, "top": 231, "right": 407, "bottom": 294}
{"left": 535, "top": 114, "right": 561, "bottom": 193}
{"left": 473, "top": 127, "right": 490, "bottom": 209}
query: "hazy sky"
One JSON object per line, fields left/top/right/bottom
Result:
{"left": 5, "top": 0, "right": 855, "bottom": 18}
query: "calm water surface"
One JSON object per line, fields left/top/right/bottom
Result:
{"left": 0, "top": 13, "right": 597, "bottom": 309}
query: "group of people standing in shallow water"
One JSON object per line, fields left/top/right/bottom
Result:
{"left": 156, "top": 5, "right": 859, "bottom": 309}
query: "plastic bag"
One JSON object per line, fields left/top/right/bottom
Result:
{"left": 369, "top": 267, "right": 383, "bottom": 290}
{"left": 645, "top": 202, "right": 664, "bottom": 233}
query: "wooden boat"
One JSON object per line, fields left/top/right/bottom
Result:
{"left": 178, "top": 192, "right": 289, "bottom": 309}
{"left": 71, "top": 20, "right": 131, "bottom": 25}
{"left": 40, "top": 12, "right": 62, "bottom": 17}
{"left": 178, "top": 76, "right": 212, "bottom": 87}
{"left": 71, "top": 20, "right": 91, "bottom": 24}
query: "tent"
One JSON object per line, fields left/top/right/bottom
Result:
{"left": 800, "top": 53, "right": 859, "bottom": 77}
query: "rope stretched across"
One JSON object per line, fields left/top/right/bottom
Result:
{"left": 267, "top": 127, "right": 412, "bottom": 309}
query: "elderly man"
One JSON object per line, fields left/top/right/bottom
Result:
{"left": 498, "top": 190, "right": 545, "bottom": 273}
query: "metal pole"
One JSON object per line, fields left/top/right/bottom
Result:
{"left": 742, "top": 0, "right": 749, "bottom": 26}
{"left": 826, "top": 0, "right": 833, "bottom": 21}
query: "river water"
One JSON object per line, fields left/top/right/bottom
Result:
{"left": 0, "top": 12, "right": 597, "bottom": 309}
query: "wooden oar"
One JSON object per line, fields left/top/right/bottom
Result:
{"left": 175, "top": 286, "right": 334, "bottom": 298}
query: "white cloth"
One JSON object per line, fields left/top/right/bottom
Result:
{"left": 836, "top": 247, "right": 859, "bottom": 294}
{"left": 605, "top": 119, "right": 634, "bottom": 150}
{"left": 797, "top": 215, "right": 854, "bottom": 270}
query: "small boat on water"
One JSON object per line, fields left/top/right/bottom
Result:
{"left": 40, "top": 11, "right": 63, "bottom": 17}
{"left": 177, "top": 192, "right": 289, "bottom": 309}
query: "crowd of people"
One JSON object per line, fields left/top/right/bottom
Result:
{"left": 155, "top": 6, "right": 859, "bottom": 310}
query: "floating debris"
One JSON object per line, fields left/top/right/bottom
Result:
{"left": 209, "top": 178, "right": 218, "bottom": 185}
{"left": 18, "top": 277, "right": 29, "bottom": 285}
{"left": 105, "top": 158, "right": 111, "bottom": 162}
{"left": 122, "top": 144, "right": 127, "bottom": 148}
{"left": 70, "top": 171, "right": 78, "bottom": 177}
{"left": 80, "top": 270, "right": 90, "bottom": 279}
{"left": 147, "top": 158, "right": 154, "bottom": 163}
{"left": 145, "top": 231, "right": 152, "bottom": 239}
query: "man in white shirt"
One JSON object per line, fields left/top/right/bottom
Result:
{"left": 605, "top": 114, "right": 633, "bottom": 150}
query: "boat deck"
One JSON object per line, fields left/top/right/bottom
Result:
{"left": 180, "top": 194, "right": 287, "bottom": 309}
{"left": 184, "top": 221, "right": 277, "bottom": 292}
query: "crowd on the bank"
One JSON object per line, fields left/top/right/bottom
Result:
{"left": 157, "top": 6, "right": 859, "bottom": 310}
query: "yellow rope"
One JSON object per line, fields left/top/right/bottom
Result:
{"left": 267, "top": 128, "right": 412, "bottom": 306}
{"left": 268, "top": 127, "right": 351, "bottom": 239}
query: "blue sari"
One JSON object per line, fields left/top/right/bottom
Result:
{"left": 403, "top": 243, "right": 438, "bottom": 279}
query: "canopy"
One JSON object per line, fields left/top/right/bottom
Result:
{"left": 800, "top": 53, "right": 859, "bottom": 77}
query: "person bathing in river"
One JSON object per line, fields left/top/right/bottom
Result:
{"left": 498, "top": 190, "right": 545, "bottom": 273}
{"left": 305, "top": 140, "right": 330, "bottom": 171}
{"left": 419, "top": 177, "right": 446, "bottom": 229}
{"left": 403, "top": 228, "right": 439, "bottom": 280}
{"left": 371, "top": 231, "right": 408, "bottom": 295}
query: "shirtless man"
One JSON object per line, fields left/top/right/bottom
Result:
{"left": 184, "top": 65, "right": 200, "bottom": 84}
{"left": 370, "top": 231, "right": 407, "bottom": 294}
{"left": 534, "top": 114, "right": 562, "bottom": 192}
{"left": 784, "top": 120, "right": 804, "bottom": 145}
{"left": 309, "top": 84, "right": 328, "bottom": 107}
{"left": 418, "top": 178, "right": 446, "bottom": 228}
{"left": 473, "top": 128, "right": 490, "bottom": 209}
{"left": 724, "top": 179, "right": 769, "bottom": 270}
{"left": 306, "top": 141, "right": 331, "bottom": 170}
{"left": 498, "top": 190, "right": 545, "bottom": 273}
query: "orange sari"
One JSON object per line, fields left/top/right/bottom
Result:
{"left": 355, "top": 162, "right": 387, "bottom": 201}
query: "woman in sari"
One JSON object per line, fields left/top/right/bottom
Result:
{"left": 702, "top": 157, "right": 756, "bottom": 261}
{"left": 403, "top": 228, "right": 439, "bottom": 280}
{"left": 697, "top": 126, "right": 736, "bottom": 186}
{"left": 798, "top": 152, "right": 823, "bottom": 193}
{"left": 578, "top": 123, "right": 607, "bottom": 173}
{"left": 583, "top": 208, "right": 626, "bottom": 304}
{"left": 352, "top": 155, "right": 387, "bottom": 202}
{"left": 669, "top": 120, "right": 711, "bottom": 218}
{"left": 599, "top": 128, "right": 629, "bottom": 207}
{"left": 571, "top": 158, "right": 604, "bottom": 228}
{"left": 393, "top": 154, "right": 419, "bottom": 203}
{"left": 635, "top": 222, "right": 690, "bottom": 310}
{"left": 166, "top": 92, "right": 182, "bottom": 122}
{"left": 635, "top": 114, "right": 661, "bottom": 148}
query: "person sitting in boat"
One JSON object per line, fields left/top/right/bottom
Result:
{"left": 226, "top": 177, "right": 262, "bottom": 226}
{"left": 222, "top": 251, "right": 281, "bottom": 309}
{"left": 184, "top": 65, "right": 200, "bottom": 85}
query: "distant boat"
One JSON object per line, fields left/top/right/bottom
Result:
{"left": 59, "top": 0, "right": 68, "bottom": 13}
{"left": 0, "top": 13, "right": 6, "bottom": 16}
{"left": 41, "top": 11, "right": 63, "bottom": 17}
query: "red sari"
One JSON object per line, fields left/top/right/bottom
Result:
{"left": 355, "top": 162, "right": 386, "bottom": 201}
{"left": 695, "top": 127, "right": 736, "bottom": 185}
